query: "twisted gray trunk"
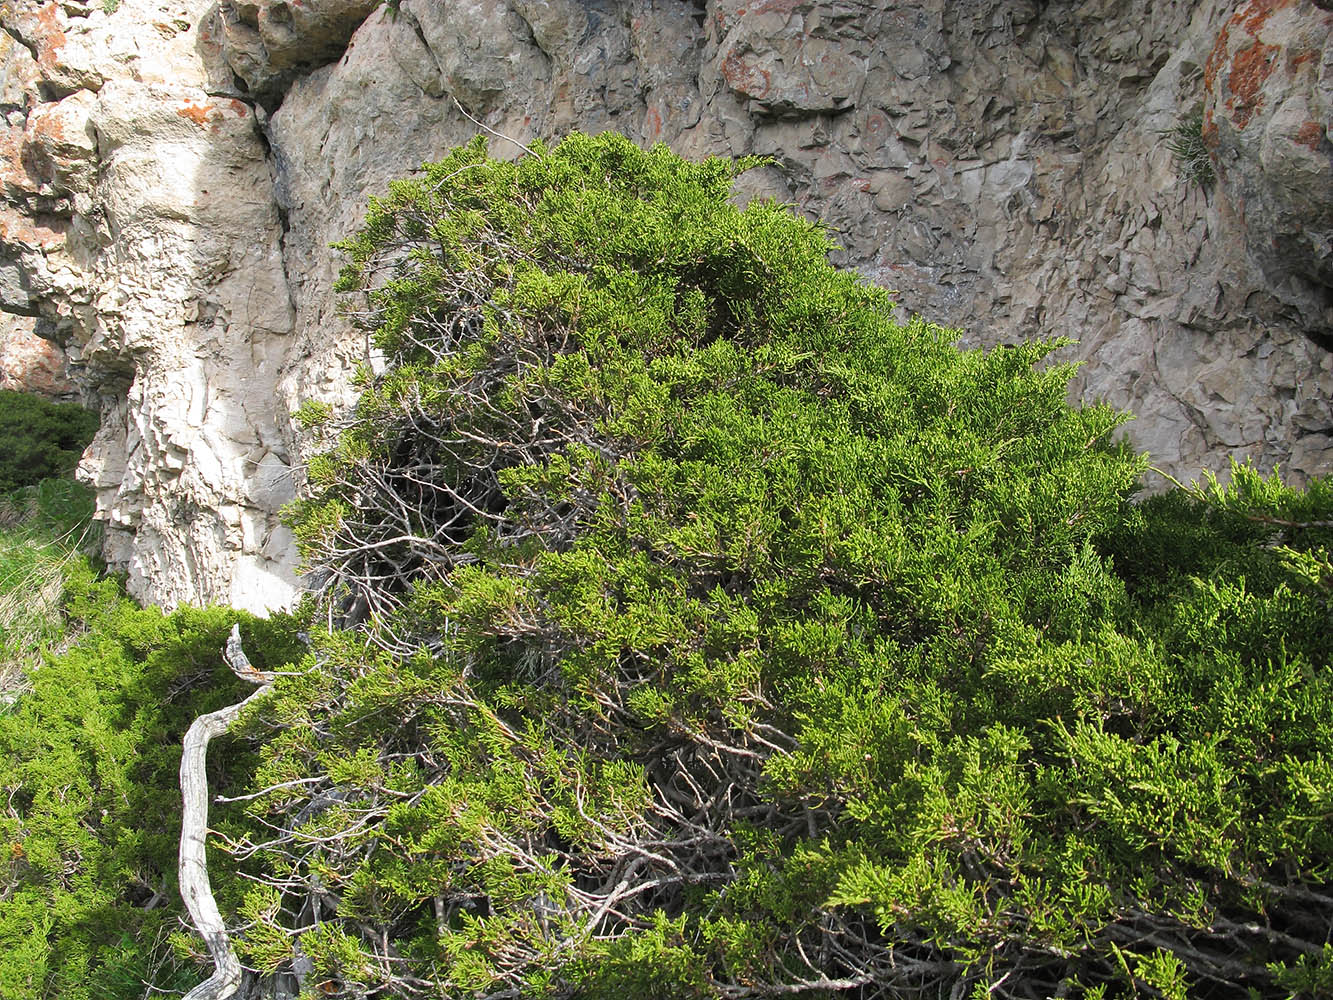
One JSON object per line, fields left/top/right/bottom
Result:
{"left": 179, "top": 625, "right": 274, "bottom": 1000}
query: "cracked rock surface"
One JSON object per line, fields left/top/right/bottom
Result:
{"left": 1, "top": 0, "right": 300, "bottom": 611}
{"left": 1, "top": 0, "right": 1330, "bottom": 611}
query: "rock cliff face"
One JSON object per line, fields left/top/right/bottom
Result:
{"left": 0, "top": 0, "right": 1330, "bottom": 611}
{"left": 1, "top": 312, "right": 74, "bottom": 396}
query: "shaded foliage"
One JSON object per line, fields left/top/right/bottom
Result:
{"left": 0, "top": 478, "right": 100, "bottom": 687}
{"left": 0, "top": 391, "right": 98, "bottom": 493}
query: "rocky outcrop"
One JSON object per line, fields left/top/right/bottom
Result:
{"left": 1205, "top": 0, "right": 1333, "bottom": 342}
{"left": 0, "top": 0, "right": 1330, "bottom": 611}
{"left": 77, "top": 77, "right": 298, "bottom": 612}
{"left": 0, "top": 0, "right": 300, "bottom": 611}
{"left": 202, "top": 0, "right": 381, "bottom": 105}
{"left": 265, "top": 0, "right": 1333, "bottom": 487}
{"left": 0, "top": 312, "right": 73, "bottom": 396}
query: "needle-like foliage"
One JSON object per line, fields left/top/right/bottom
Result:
{"left": 0, "top": 390, "right": 98, "bottom": 494}
{"left": 240, "top": 133, "right": 1333, "bottom": 999}
{"left": 0, "top": 562, "right": 304, "bottom": 1000}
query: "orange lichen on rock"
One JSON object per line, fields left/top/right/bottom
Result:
{"left": 1295, "top": 119, "right": 1325, "bottom": 150}
{"left": 1239, "top": 0, "right": 1296, "bottom": 35}
{"left": 1201, "top": 107, "right": 1220, "bottom": 150}
{"left": 721, "top": 51, "right": 772, "bottom": 100}
{"left": 1225, "top": 40, "right": 1279, "bottom": 130}
{"left": 175, "top": 98, "right": 250, "bottom": 132}
{"left": 1203, "top": 18, "right": 1230, "bottom": 93}
{"left": 30, "top": 1, "right": 66, "bottom": 73}
{"left": 176, "top": 101, "right": 214, "bottom": 127}
{"left": 750, "top": 0, "right": 806, "bottom": 15}
{"left": 1286, "top": 47, "right": 1318, "bottom": 72}
{"left": 0, "top": 205, "right": 66, "bottom": 250}
{"left": 0, "top": 318, "right": 73, "bottom": 397}
{"left": 643, "top": 104, "right": 663, "bottom": 141}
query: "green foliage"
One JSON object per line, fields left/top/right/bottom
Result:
{"left": 1167, "top": 108, "right": 1215, "bottom": 189}
{"left": 0, "top": 561, "right": 304, "bottom": 1000}
{"left": 256, "top": 131, "right": 1330, "bottom": 997}
{"left": 0, "top": 478, "right": 100, "bottom": 688}
{"left": 16, "top": 133, "right": 1326, "bottom": 999}
{"left": 292, "top": 398, "right": 334, "bottom": 431}
{"left": 0, "top": 391, "right": 98, "bottom": 494}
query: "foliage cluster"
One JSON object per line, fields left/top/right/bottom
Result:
{"left": 0, "top": 390, "right": 98, "bottom": 494}
{"left": 236, "top": 133, "right": 1333, "bottom": 998}
{"left": 0, "top": 558, "right": 303, "bottom": 1000}
{"left": 4, "top": 134, "right": 1330, "bottom": 1000}
{"left": 1167, "top": 108, "right": 1215, "bottom": 189}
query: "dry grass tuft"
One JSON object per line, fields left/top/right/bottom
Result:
{"left": 0, "top": 480, "right": 99, "bottom": 698}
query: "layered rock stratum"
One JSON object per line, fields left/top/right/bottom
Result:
{"left": 0, "top": 0, "right": 1329, "bottom": 611}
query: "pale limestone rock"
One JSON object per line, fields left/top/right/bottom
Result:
{"left": 73, "top": 75, "right": 300, "bottom": 612}
{"left": 2, "top": 0, "right": 209, "bottom": 97}
{"left": 406, "top": 0, "right": 551, "bottom": 116}
{"left": 206, "top": 0, "right": 380, "bottom": 103}
{"left": 24, "top": 89, "right": 97, "bottom": 196}
{"left": 0, "top": 30, "right": 42, "bottom": 110}
{"left": 0, "top": 0, "right": 302, "bottom": 611}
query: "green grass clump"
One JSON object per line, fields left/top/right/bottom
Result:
{"left": 1167, "top": 108, "right": 1215, "bottom": 189}
{"left": 0, "top": 479, "right": 100, "bottom": 690}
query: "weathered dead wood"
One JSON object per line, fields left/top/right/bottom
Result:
{"left": 179, "top": 624, "right": 274, "bottom": 1000}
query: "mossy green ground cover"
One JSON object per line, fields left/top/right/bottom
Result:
{"left": 1, "top": 134, "right": 1330, "bottom": 999}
